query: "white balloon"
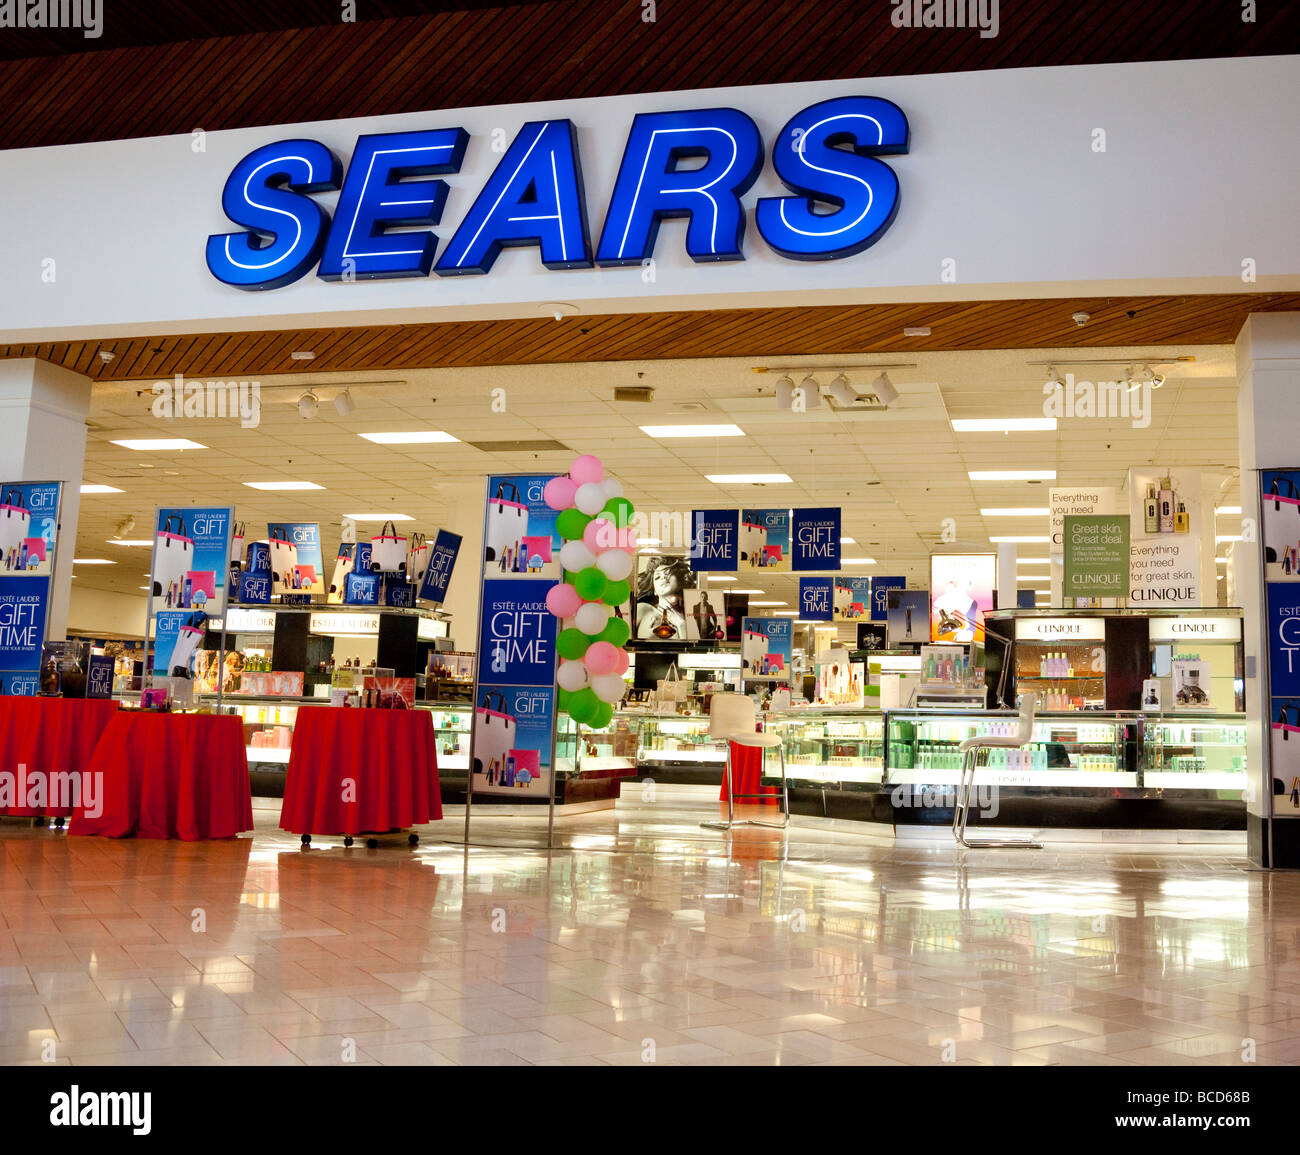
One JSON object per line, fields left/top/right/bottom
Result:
{"left": 559, "top": 541, "right": 596, "bottom": 573}
{"left": 575, "top": 601, "right": 611, "bottom": 636}
{"left": 602, "top": 478, "right": 623, "bottom": 500}
{"left": 596, "top": 549, "right": 633, "bottom": 582}
{"left": 575, "top": 482, "right": 607, "bottom": 516}
{"left": 557, "top": 660, "right": 590, "bottom": 692}
{"left": 591, "top": 673, "right": 627, "bottom": 704}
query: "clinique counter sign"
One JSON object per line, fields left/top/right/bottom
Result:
{"left": 204, "top": 97, "right": 909, "bottom": 291}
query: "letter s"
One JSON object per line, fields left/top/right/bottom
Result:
{"left": 756, "top": 96, "right": 909, "bottom": 260}
{"left": 205, "top": 140, "right": 341, "bottom": 290}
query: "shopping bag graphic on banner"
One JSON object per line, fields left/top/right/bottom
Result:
{"left": 834, "top": 584, "right": 853, "bottom": 615}
{"left": 185, "top": 570, "right": 216, "bottom": 609}
{"left": 742, "top": 628, "right": 770, "bottom": 673}
{"left": 0, "top": 489, "right": 31, "bottom": 561}
{"left": 510, "top": 749, "right": 540, "bottom": 789}
{"left": 292, "top": 564, "right": 317, "bottom": 590}
{"left": 406, "top": 532, "right": 430, "bottom": 581}
{"left": 473, "top": 690, "right": 517, "bottom": 779}
{"left": 484, "top": 482, "right": 528, "bottom": 564}
{"left": 739, "top": 521, "right": 766, "bottom": 566}
{"left": 369, "top": 521, "right": 408, "bottom": 573}
{"left": 521, "top": 535, "right": 552, "bottom": 572}
{"left": 328, "top": 544, "right": 355, "bottom": 602}
{"left": 1264, "top": 478, "right": 1300, "bottom": 581}
{"left": 152, "top": 514, "right": 195, "bottom": 597}
{"left": 268, "top": 527, "right": 298, "bottom": 592}
{"left": 229, "top": 521, "right": 246, "bottom": 568}
{"left": 761, "top": 544, "right": 783, "bottom": 567}
{"left": 1271, "top": 705, "right": 1300, "bottom": 811}
{"left": 21, "top": 537, "right": 47, "bottom": 568}
{"left": 169, "top": 613, "right": 206, "bottom": 677}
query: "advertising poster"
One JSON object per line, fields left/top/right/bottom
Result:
{"left": 1129, "top": 538, "right": 1200, "bottom": 606}
{"left": 0, "top": 482, "right": 59, "bottom": 578}
{"left": 472, "top": 577, "right": 558, "bottom": 797}
{"left": 1171, "top": 659, "right": 1212, "bottom": 710}
{"left": 856, "top": 622, "right": 888, "bottom": 651}
{"left": 150, "top": 507, "right": 234, "bottom": 616}
{"left": 1063, "top": 514, "right": 1130, "bottom": 599}
{"left": 238, "top": 541, "right": 272, "bottom": 604}
{"left": 930, "top": 554, "right": 995, "bottom": 643}
{"left": 683, "top": 588, "right": 727, "bottom": 641}
{"left": 741, "top": 615, "right": 793, "bottom": 681}
{"left": 834, "top": 576, "right": 872, "bottom": 621}
{"left": 1261, "top": 469, "right": 1300, "bottom": 582}
{"left": 740, "top": 508, "right": 791, "bottom": 571}
{"left": 887, "top": 589, "right": 929, "bottom": 647}
{"left": 152, "top": 610, "right": 207, "bottom": 677}
{"left": 634, "top": 553, "right": 697, "bottom": 642}
{"left": 0, "top": 480, "right": 61, "bottom": 694}
{"left": 871, "top": 576, "right": 905, "bottom": 621}
{"left": 418, "top": 529, "right": 463, "bottom": 606}
{"left": 799, "top": 577, "right": 834, "bottom": 621}
{"left": 689, "top": 509, "right": 739, "bottom": 572}
{"left": 791, "top": 507, "right": 841, "bottom": 570}
{"left": 267, "top": 522, "right": 325, "bottom": 597}
{"left": 1269, "top": 698, "right": 1300, "bottom": 814}
{"left": 483, "top": 474, "right": 561, "bottom": 580}
{"left": 723, "top": 592, "right": 749, "bottom": 643}
{"left": 343, "top": 571, "right": 381, "bottom": 606}
{"left": 817, "top": 652, "right": 864, "bottom": 707}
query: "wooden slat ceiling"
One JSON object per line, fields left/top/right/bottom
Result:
{"left": 0, "top": 0, "right": 1295, "bottom": 150}
{"left": 7, "top": 293, "right": 1299, "bottom": 382}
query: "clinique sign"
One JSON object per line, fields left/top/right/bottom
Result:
{"left": 204, "top": 97, "right": 910, "bottom": 290}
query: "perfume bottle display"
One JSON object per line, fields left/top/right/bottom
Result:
{"left": 1144, "top": 484, "right": 1160, "bottom": 534}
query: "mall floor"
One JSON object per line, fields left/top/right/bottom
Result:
{"left": 2, "top": 799, "right": 1297, "bottom": 1067}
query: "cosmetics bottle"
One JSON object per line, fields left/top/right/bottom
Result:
{"left": 1144, "top": 485, "right": 1159, "bottom": 534}
{"left": 1174, "top": 502, "right": 1189, "bottom": 533}
{"left": 1158, "top": 475, "right": 1175, "bottom": 533}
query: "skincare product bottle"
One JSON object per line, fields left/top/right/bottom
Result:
{"left": 1144, "top": 484, "right": 1159, "bottom": 534}
{"left": 1174, "top": 501, "right": 1189, "bottom": 533}
{"left": 1158, "top": 475, "right": 1175, "bottom": 533}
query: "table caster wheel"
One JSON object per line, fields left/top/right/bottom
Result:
{"left": 408, "top": 833, "right": 418, "bottom": 847}
{"left": 53, "top": 817, "right": 65, "bottom": 829}
{"left": 301, "top": 834, "right": 311, "bottom": 846}
{"left": 344, "top": 836, "right": 354, "bottom": 847}
{"left": 366, "top": 837, "right": 379, "bottom": 849}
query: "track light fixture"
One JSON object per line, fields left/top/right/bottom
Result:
{"left": 798, "top": 374, "right": 821, "bottom": 408}
{"left": 775, "top": 375, "right": 796, "bottom": 409}
{"left": 114, "top": 515, "right": 135, "bottom": 538}
{"left": 828, "top": 374, "right": 859, "bottom": 408}
{"left": 298, "top": 391, "right": 319, "bottom": 419}
{"left": 333, "top": 389, "right": 355, "bottom": 417}
{"left": 871, "top": 372, "right": 898, "bottom": 406}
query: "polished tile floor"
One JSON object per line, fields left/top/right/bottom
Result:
{"left": 1, "top": 801, "right": 1296, "bottom": 1066}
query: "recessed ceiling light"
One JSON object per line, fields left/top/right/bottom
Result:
{"left": 728, "top": 588, "right": 766, "bottom": 594}
{"left": 840, "top": 536, "right": 856, "bottom": 544}
{"left": 1216, "top": 535, "right": 1243, "bottom": 543}
{"left": 243, "top": 481, "right": 325, "bottom": 491}
{"left": 980, "top": 508, "right": 1051, "bottom": 517}
{"left": 841, "top": 557, "right": 878, "bottom": 565}
{"left": 291, "top": 350, "right": 315, "bottom": 361}
{"left": 358, "top": 431, "right": 459, "bottom": 444}
{"left": 80, "top": 483, "right": 123, "bottom": 494}
{"left": 903, "top": 326, "right": 932, "bottom": 337}
{"left": 748, "top": 600, "right": 787, "bottom": 606}
{"left": 952, "top": 418, "right": 1057, "bottom": 432}
{"left": 969, "top": 470, "right": 1057, "bottom": 481}
{"left": 990, "top": 536, "right": 1051, "bottom": 543}
{"left": 705, "top": 473, "right": 793, "bottom": 485}
{"left": 72, "top": 558, "right": 115, "bottom": 565}
{"left": 639, "top": 538, "right": 662, "bottom": 546}
{"left": 640, "top": 424, "right": 745, "bottom": 439}
{"left": 1216, "top": 506, "right": 1242, "bottom": 516}
{"left": 138, "top": 586, "right": 150, "bottom": 590}
{"left": 773, "top": 610, "right": 800, "bottom": 616}
{"left": 111, "top": 438, "right": 207, "bottom": 451}
{"left": 706, "top": 575, "right": 735, "bottom": 582}
{"left": 344, "top": 513, "right": 415, "bottom": 522}
{"left": 105, "top": 539, "right": 153, "bottom": 547}
{"left": 1016, "top": 557, "right": 1051, "bottom": 565}
{"left": 1215, "top": 558, "right": 1228, "bottom": 565}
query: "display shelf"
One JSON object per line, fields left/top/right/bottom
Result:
{"left": 887, "top": 767, "right": 1136, "bottom": 788}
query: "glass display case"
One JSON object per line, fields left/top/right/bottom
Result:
{"left": 1142, "top": 714, "right": 1249, "bottom": 791}
{"left": 777, "top": 711, "right": 885, "bottom": 785}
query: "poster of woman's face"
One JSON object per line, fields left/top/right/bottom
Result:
{"left": 633, "top": 554, "right": 698, "bottom": 642}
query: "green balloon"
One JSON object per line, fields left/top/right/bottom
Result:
{"left": 574, "top": 566, "right": 608, "bottom": 601}
{"left": 601, "top": 496, "right": 636, "bottom": 527}
{"left": 557, "top": 628, "right": 590, "bottom": 660}
{"left": 556, "top": 508, "right": 592, "bottom": 541}
{"left": 589, "top": 701, "right": 614, "bottom": 730}
{"left": 568, "top": 687, "right": 598, "bottom": 723}
{"left": 598, "top": 616, "right": 631, "bottom": 648}
{"left": 601, "top": 578, "right": 631, "bottom": 606}
{"left": 556, "top": 688, "right": 571, "bottom": 712}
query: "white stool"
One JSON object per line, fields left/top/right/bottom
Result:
{"left": 701, "top": 692, "right": 789, "bottom": 832}
{"left": 952, "top": 692, "right": 1041, "bottom": 849}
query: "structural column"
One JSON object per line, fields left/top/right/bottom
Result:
{"left": 1236, "top": 313, "right": 1300, "bottom": 868}
{"left": 0, "top": 358, "right": 93, "bottom": 641}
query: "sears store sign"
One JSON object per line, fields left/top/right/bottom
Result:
{"left": 205, "top": 97, "right": 909, "bottom": 290}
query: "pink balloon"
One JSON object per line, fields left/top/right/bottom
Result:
{"left": 569, "top": 455, "right": 604, "bottom": 487}
{"left": 545, "top": 582, "right": 582, "bottom": 618}
{"left": 543, "top": 476, "right": 576, "bottom": 511}
{"left": 614, "top": 647, "right": 630, "bottom": 675}
{"left": 583, "top": 517, "right": 615, "bottom": 552}
{"left": 584, "top": 641, "right": 620, "bottom": 676}
{"left": 617, "top": 526, "right": 639, "bottom": 553}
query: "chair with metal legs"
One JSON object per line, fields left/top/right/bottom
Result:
{"left": 701, "top": 693, "right": 789, "bottom": 832}
{"left": 952, "top": 692, "right": 1041, "bottom": 849}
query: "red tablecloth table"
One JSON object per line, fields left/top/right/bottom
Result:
{"left": 69, "top": 711, "right": 252, "bottom": 839}
{"left": 719, "top": 741, "right": 780, "bottom": 805}
{"left": 0, "top": 697, "right": 120, "bottom": 817}
{"left": 279, "top": 707, "right": 442, "bottom": 836}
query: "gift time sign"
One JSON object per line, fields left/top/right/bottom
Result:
{"left": 792, "top": 508, "right": 841, "bottom": 570}
{"left": 0, "top": 480, "right": 61, "bottom": 696}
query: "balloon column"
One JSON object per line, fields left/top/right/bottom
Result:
{"left": 543, "top": 454, "right": 637, "bottom": 731}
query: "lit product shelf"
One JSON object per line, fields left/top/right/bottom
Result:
{"left": 1144, "top": 772, "right": 1246, "bottom": 791}
{"left": 887, "top": 767, "right": 1138, "bottom": 788}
